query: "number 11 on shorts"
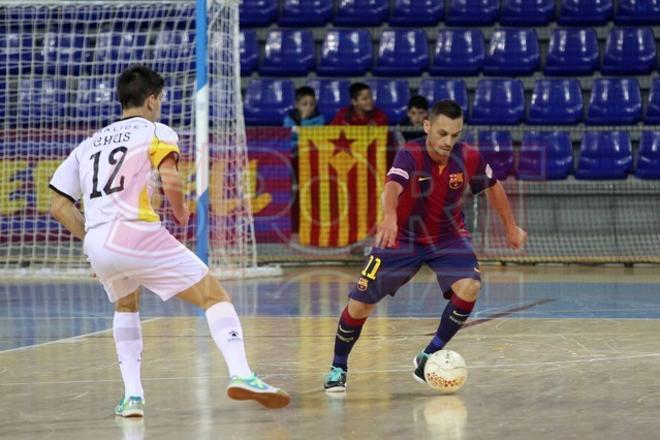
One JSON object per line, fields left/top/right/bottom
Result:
{"left": 361, "top": 256, "right": 382, "bottom": 280}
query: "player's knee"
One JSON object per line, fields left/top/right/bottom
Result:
{"left": 452, "top": 279, "right": 481, "bottom": 302}
{"left": 202, "top": 294, "right": 230, "bottom": 310}
{"left": 203, "top": 279, "right": 231, "bottom": 309}
{"left": 347, "top": 299, "right": 374, "bottom": 319}
{"left": 115, "top": 301, "right": 139, "bottom": 313}
{"left": 115, "top": 290, "right": 140, "bottom": 312}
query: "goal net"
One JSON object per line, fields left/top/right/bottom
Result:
{"left": 0, "top": 0, "right": 278, "bottom": 278}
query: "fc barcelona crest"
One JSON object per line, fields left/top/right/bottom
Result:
{"left": 449, "top": 172, "right": 464, "bottom": 190}
{"left": 357, "top": 277, "right": 369, "bottom": 291}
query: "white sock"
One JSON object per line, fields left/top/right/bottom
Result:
{"left": 205, "top": 302, "right": 252, "bottom": 378}
{"left": 113, "top": 312, "right": 144, "bottom": 399}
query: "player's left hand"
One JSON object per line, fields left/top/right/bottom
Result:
{"left": 506, "top": 226, "right": 527, "bottom": 250}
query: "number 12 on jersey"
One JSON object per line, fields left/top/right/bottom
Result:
{"left": 361, "top": 255, "right": 382, "bottom": 280}
{"left": 89, "top": 146, "right": 127, "bottom": 199}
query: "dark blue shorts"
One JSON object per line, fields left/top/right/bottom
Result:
{"left": 348, "top": 238, "right": 481, "bottom": 304}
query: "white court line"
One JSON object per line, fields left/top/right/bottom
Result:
{"left": 0, "top": 317, "right": 162, "bottom": 355}
{"left": 0, "top": 317, "right": 112, "bottom": 320}
{"left": 3, "top": 351, "right": 660, "bottom": 387}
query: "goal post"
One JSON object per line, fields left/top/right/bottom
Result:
{"left": 195, "top": 0, "right": 210, "bottom": 265}
{"left": 0, "top": 0, "right": 281, "bottom": 279}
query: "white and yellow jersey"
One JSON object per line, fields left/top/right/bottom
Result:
{"left": 49, "top": 116, "right": 179, "bottom": 231}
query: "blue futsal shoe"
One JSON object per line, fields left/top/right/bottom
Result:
{"left": 323, "top": 366, "right": 347, "bottom": 392}
{"left": 114, "top": 396, "right": 145, "bottom": 417}
{"left": 413, "top": 351, "right": 430, "bottom": 384}
{"left": 226, "top": 374, "right": 291, "bottom": 409}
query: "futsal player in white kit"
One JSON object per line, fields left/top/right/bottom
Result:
{"left": 48, "top": 65, "right": 290, "bottom": 416}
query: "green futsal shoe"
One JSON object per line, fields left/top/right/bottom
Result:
{"left": 114, "top": 396, "right": 145, "bottom": 417}
{"left": 413, "top": 351, "right": 430, "bottom": 384}
{"left": 323, "top": 366, "right": 347, "bottom": 392}
{"left": 226, "top": 374, "right": 291, "bottom": 409}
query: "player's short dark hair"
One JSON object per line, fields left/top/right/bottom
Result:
{"left": 407, "top": 95, "right": 429, "bottom": 111}
{"left": 295, "top": 86, "right": 316, "bottom": 102}
{"left": 116, "top": 65, "right": 165, "bottom": 109}
{"left": 428, "top": 100, "right": 463, "bottom": 121}
{"left": 349, "top": 82, "right": 371, "bottom": 100}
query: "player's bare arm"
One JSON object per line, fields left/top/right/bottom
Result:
{"left": 49, "top": 192, "right": 85, "bottom": 241}
{"left": 159, "top": 153, "right": 189, "bottom": 226}
{"left": 484, "top": 181, "right": 527, "bottom": 250}
{"left": 376, "top": 180, "right": 404, "bottom": 248}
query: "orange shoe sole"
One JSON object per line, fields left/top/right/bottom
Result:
{"left": 226, "top": 387, "right": 291, "bottom": 409}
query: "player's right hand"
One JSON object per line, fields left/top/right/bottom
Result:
{"left": 506, "top": 225, "right": 527, "bottom": 250}
{"left": 375, "top": 215, "right": 398, "bottom": 248}
{"left": 174, "top": 206, "right": 190, "bottom": 226}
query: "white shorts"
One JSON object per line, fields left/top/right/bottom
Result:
{"left": 83, "top": 221, "right": 209, "bottom": 303}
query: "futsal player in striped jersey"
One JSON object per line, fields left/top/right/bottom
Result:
{"left": 49, "top": 65, "right": 290, "bottom": 415}
{"left": 324, "top": 100, "right": 527, "bottom": 391}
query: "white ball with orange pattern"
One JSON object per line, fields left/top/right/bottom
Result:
{"left": 424, "top": 350, "right": 467, "bottom": 394}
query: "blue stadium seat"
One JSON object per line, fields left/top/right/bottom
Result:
{"left": 558, "top": 0, "right": 612, "bottom": 25}
{"left": 0, "top": 33, "right": 33, "bottom": 75}
{"left": 109, "top": 6, "right": 169, "bottom": 31}
{"left": 483, "top": 29, "right": 540, "bottom": 76}
{"left": 587, "top": 78, "right": 642, "bottom": 125}
{"left": 544, "top": 28, "right": 599, "bottom": 76}
{"left": 418, "top": 79, "right": 469, "bottom": 117}
{"left": 160, "top": 80, "right": 192, "bottom": 127}
{"left": 465, "top": 131, "right": 514, "bottom": 180}
{"left": 307, "top": 79, "right": 350, "bottom": 122}
{"left": 75, "top": 78, "right": 121, "bottom": 123}
{"left": 243, "top": 79, "right": 295, "bottom": 126}
{"left": 93, "top": 32, "right": 147, "bottom": 74}
{"left": 239, "top": 0, "right": 277, "bottom": 27}
{"left": 4, "top": 6, "right": 49, "bottom": 31}
{"left": 373, "top": 29, "right": 429, "bottom": 76}
{"left": 18, "top": 79, "right": 67, "bottom": 121}
{"left": 517, "top": 131, "right": 573, "bottom": 180}
{"left": 602, "top": 28, "right": 657, "bottom": 75}
{"left": 389, "top": 0, "right": 444, "bottom": 26}
{"left": 158, "top": 4, "right": 196, "bottom": 30}
{"left": 528, "top": 79, "right": 584, "bottom": 125}
{"left": 260, "top": 30, "right": 315, "bottom": 76}
{"left": 616, "top": 0, "right": 660, "bottom": 24}
{"left": 365, "top": 79, "right": 410, "bottom": 124}
{"left": 0, "top": 80, "right": 5, "bottom": 121}
{"left": 645, "top": 78, "right": 660, "bottom": 123}
{"left": 430, "top": 29, "right": 485, "bottom": 76}
{"left": 317, "top": 30, "right": 373, "bottom": 76}
{"left": 635, "top": 131, "right": 660, "bottom": 179}
{"left": 153, "top": 31, "right": 195, "bottom": 73}
{"left": 500, "top": 0, "right": 555, "bottom": 25}
{"left": 279, "top": 0, "right": 333, "bottom": 26}
{"left": 240, "top": 30, "right": 259, "bottom": 76}
{"left": 575, "top": 131, "right": 632, "bottom": 179}
{"left": 41, "top": 33, "right": 88, "bottom": 75}
{"left": 334, "top": 0, "right": 389, "bottom": 26}
{"left": 61, "top": 4, "right": 106, "bottom": 29}
{"left": 470, "top": 79, "right": 525, "bottom": 125}
{"left": 446, "top": 0, "right": 499, "bottom": 25}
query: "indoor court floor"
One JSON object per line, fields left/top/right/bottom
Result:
{"left": 2, "top": 265, "right": 660, "bottom": 439}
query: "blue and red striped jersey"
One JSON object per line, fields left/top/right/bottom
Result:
{"left": 386, "top": 139, "right": 497, "bottom": 245}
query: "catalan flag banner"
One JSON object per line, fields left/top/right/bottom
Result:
{"left": 298, "top": 126, "right": 387, "bottom": 247}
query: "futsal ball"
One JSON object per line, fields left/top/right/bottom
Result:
{"left": 424, "top": 350, "right": 467, "bottom": 394}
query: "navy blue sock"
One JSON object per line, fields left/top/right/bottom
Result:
{"left": 424, "top": 294, "right": 475, "bottom": 354}
{"left": 332, "top": 307, "right": 367, "bottom": 371}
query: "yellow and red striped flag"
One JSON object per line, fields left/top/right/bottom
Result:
{"left": 298, "top": 126, "right": 388, "bottom": 247}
